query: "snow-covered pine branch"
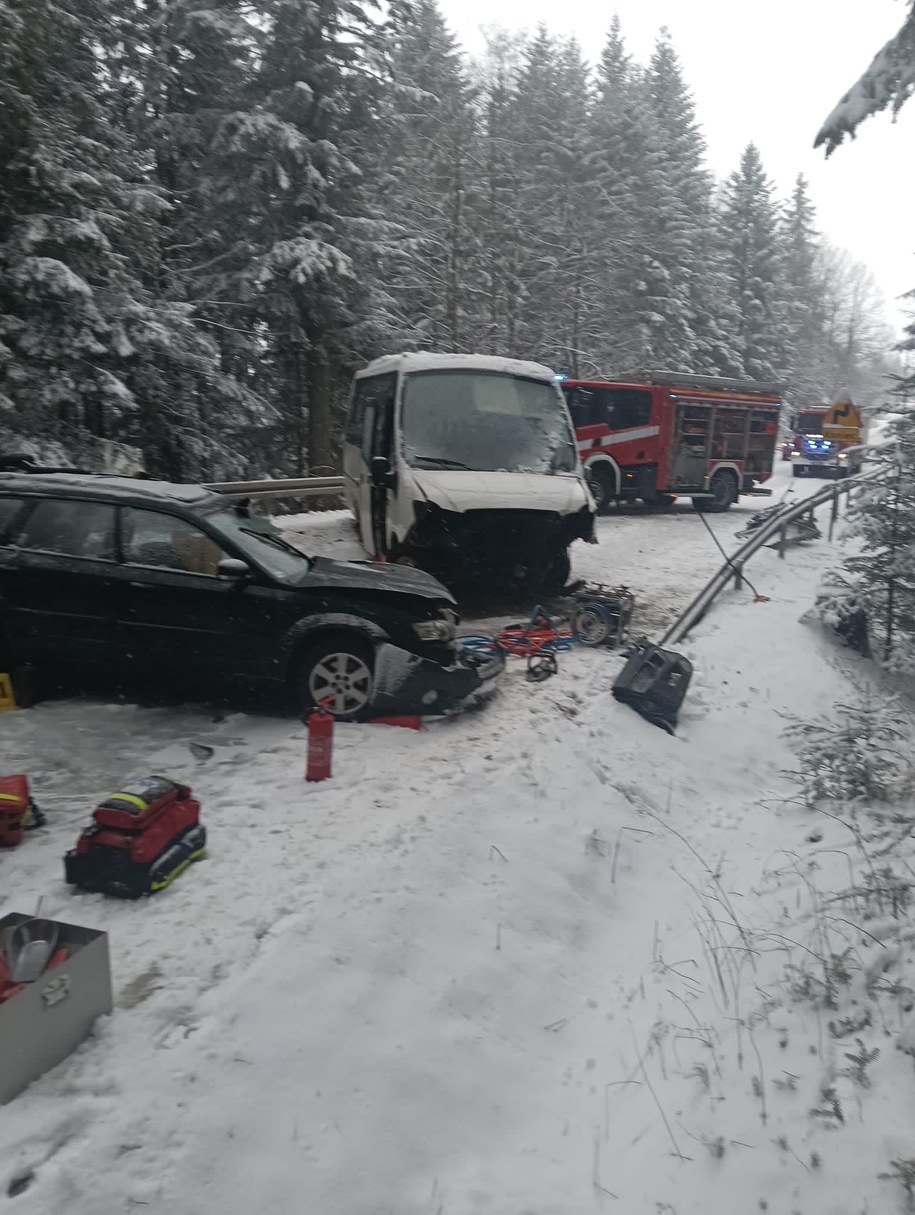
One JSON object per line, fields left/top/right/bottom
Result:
{"left": 815, "top": 2, "right": 915, "bottom": 155}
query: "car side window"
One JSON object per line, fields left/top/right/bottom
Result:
{"left": 0, "top": 497, "right": 25, "bottom": 542}
{"left": 122, "top": 507, "right": 229, "bottom": 576}
{"left": 13, "top": 499, "right": 117, "bottom": 560}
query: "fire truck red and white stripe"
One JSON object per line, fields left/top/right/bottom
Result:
{"left": 575, "top": 425, "right": 661, "bottom": 453}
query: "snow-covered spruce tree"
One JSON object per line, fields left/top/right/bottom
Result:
{"left": 550, "top": 36, "right": 620, "bottom": 376}
{"left": 586, "top": 23, "right": 725, "bottom": 374}
{"left": 209, "top": 0, "right": 384, "bottom": 476}
{"left": 778, "top": 175, "right": 833, "bottom": 405}
{"left": 510, "top": 30, "right": 605, "bottom": 373}
{"left": 368, "top": 0, "right": 478, "bottom": 352}
{"left": 783, "top": 697, "right": 910, "bottom": 807}
{"left": 690, "top": 213, "right": 746, "bottom": 378}
{"left": 464, "top": 28, "right": 528, "bottom": 356}
{"left": 587, "top": 19, "right": 657, "bottom": 372}
{"left": 902, "top": 295, "right": 915, "bottom": 402}
{"left": 716, "top": 143, "right": 789, "bottom": 382}
{"left": 594, "top": 33, "right": 693, "bottom": 373}
{"left": 0, "top": 0, "right": 151, "bottom": 456}
{"left": 0, "top": 0, "right": 261, "bottom": 476}
{"left": 642, "top": 29, "right": 738, "bottom": 375}
{"left": 844, "top": 413, "right": 915, "bottom": 669}
{"left": 110, "top": 0, "right": 273, "bottom": 479}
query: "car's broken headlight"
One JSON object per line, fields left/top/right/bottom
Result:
{"left": 413, "top": 617, "right": 456, "bottom": 641}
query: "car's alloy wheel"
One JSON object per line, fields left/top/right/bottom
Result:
{"left": 301, "top": 640, "right": 374, "bottom": 719}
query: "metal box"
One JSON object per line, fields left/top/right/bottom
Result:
{"left": 0, "top": 913, "right": 113, "bottom": 1104}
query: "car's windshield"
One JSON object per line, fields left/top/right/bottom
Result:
{"left": 400, "top": 370, "right": 578, "bottom": 475}
{"left": 207, "top": 510, "right": 310, "bottom": 580}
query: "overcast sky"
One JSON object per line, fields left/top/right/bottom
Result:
{"left": 440, "top": 0, "right": 915, "bottom": 335}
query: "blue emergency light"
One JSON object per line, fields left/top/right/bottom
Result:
{"left": 803, "top": 436, "right": 834, "bottom": 453}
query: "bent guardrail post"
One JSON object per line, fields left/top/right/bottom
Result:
{"left": 828, "top": 484, "right": 839, "bottom": 542}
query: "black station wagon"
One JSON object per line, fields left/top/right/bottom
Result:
{"left": 0, "top": 470, "right": 502, "bottom": 718}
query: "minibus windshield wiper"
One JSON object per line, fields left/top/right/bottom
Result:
{"left": 411, "top": 455, "right": 473, "bottom": 470}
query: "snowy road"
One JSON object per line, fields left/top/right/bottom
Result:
{"left": 3, "top": 464, "right": 895, "bottom": 1215}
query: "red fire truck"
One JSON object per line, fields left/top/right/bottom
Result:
{"left": 559, "top": 371, "right": 783, "bottom": 513}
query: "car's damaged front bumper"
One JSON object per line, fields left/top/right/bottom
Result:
{"left": 371, "top": 638, "right": 505, "bottom": 717}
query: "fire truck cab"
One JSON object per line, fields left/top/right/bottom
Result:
{"left": 560, "top": 371, "right": 783, "bottom": 513}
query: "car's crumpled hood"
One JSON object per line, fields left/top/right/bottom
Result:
{"left": 291, "top": 556, "right": 456, "bottom": 604}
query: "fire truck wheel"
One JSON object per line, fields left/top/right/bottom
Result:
{"left": 296, "top": 634, "right": 375, "bottom": 720}
{"left": 586, "top": 466, "right": 615, "bottom": 514}
{"left": 693, "top": 471, "right": 737, "bottom": 513}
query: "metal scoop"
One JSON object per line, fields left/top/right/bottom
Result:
{"left": 7, "top": 899, "right": 59, "bottom": 982}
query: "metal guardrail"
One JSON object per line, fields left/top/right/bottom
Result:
{"left": 660, "top": 462, "right": 888, "bottom": 647}
{"left": 204, "top": 475, "right": 345, "bottom": 500}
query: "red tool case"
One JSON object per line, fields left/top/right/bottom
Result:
{"left": 0, "top": 776, "right": 32, "bottom": 848}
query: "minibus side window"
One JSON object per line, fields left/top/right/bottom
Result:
{"left": 345, "top": 369, "right": 396, "bottom": 459}
{"left": 347, "top": 373, "right": 396, "bottom": 457}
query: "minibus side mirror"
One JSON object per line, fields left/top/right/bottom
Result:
{"left": 371, "top": 455, "right": 395, "bottom": 488}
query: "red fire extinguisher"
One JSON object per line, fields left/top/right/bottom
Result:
{"left": 306, "top": 699, "right": 335, "bottom": 782}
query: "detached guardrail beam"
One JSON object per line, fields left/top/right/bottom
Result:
{"left": 660, "top": 464, "right": 887, "bottom": 647}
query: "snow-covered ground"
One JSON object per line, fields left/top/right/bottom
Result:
{"left": 4, "top": 466, "right": 911, "bottom": 1215}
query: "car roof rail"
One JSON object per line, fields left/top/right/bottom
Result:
{"left": 0, "top": 454, "right": 115, "bottom": 476}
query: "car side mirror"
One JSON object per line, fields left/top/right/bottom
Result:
{"left": 371, "top": 455, "right": 394, "bottom": 488}
{"left": 217, "top": 557, "right": 251, "bottom": 581}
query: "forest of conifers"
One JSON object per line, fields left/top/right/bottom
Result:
{"left": 0, "top": 0, "right": 897, "bottom": 480}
